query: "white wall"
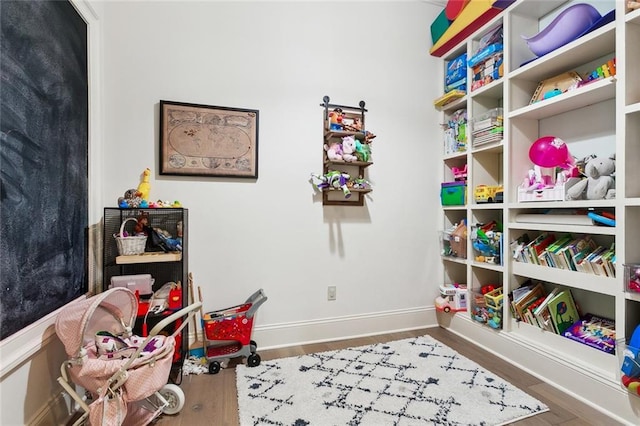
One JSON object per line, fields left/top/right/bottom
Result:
{"left": 0, "top": 2, "right": 444, "bottom": 425}
{"left": 101, "top": 1, "right": 443, "bottom": 343}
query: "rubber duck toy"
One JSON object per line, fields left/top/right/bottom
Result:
{"left": 137, "top": 168, "right": 151, "bottom": 201}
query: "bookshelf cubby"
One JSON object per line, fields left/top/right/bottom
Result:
{"left": 436, "top": 1, "right": 640, "bottom": 421}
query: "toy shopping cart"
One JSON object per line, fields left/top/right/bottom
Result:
{"left": 202, "top": 289, "right": 267, "bottom": 374}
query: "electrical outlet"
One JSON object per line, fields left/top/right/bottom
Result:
{"left": 327, "top": 286, "right": 337, "bottom": 301}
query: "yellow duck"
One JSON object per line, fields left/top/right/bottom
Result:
{"left": 137, "top": 168, "right": 151, "bottom": 201}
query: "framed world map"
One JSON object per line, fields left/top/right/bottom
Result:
{"left": 159, "top": 100, "right": 259, "bottom": 179}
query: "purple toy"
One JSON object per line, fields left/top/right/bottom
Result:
{"left": 522, "top": 3, "right": 602, "bottom": 57}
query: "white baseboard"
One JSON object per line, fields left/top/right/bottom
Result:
{"left": 189, "top": 306, "right": 438, "bottom": 350}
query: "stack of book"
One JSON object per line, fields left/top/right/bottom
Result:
{"left": 510, "top": 283, "right": 580, "bottom": 335}
{"left": 511, "top": 233, "right": 615, "bottom": 277}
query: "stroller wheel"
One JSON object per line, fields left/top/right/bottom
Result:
{"left": 247, "top": 353, "right": 261, "bottom": 367}
{"left": 208, "top": 361, "right": 221, "bottom": 374}
{"left": 159, "top": 383, "right": 185, "bottom": 415}
{"left": 250, "top": 340, "right": 258, "bottom": 350}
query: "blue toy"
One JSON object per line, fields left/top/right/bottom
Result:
{"left": 621, "top": 324, "right": 640, "bottom": 377}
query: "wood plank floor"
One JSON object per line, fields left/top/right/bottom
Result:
{"left": 156, "top": 327, "right": 621, "bottom": 425}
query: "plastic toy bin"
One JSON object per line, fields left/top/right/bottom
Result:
{"left": 470, "top": 108, "right": 503, "bottom": 146}
{"left": 441, "top": 182, "right": 466, "bottom": 206}
{"left": 617, "top": 338, "right": 640, "bottom": 397}
{"left": 624, "top": 264, "right": 640, "bottom": 293}
{"left": 470, "top": 290, "right": 502, "bottom": 329}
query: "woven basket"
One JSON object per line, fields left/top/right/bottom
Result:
{"left": 114, "top": 218, "right": 147, "bottom": 256}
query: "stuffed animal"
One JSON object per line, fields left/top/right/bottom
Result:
{"left": 326, "top": 170, "right": 351, "bottom": 198}
{"left": 565, "top": 154, "right": 616, "bottom": 200}
{"left": 118, "top": 188, "right": 143, "bottom": 208}
{"left": 137, "top": 168, "right": 151, "bottom": 201}
{"left": 324, "top": 141, "right": 343, "bottom": 161}
{"left": 310, "top": 171, "right": 351, "bottom": 198}
{"left": 341, "top": 136, "right": 358, "bottom": 162}
{"left": 328, "top": 108, "right": 344, "bottom": 130}
{"left": 355, "top": 140, "right": 371, "bottom": 162}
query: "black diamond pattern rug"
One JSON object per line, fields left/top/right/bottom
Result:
{"left": 236, "top": 334, "right": 549, "bottom": 425}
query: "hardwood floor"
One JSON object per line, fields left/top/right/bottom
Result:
{"left": 156, "top": 327, "right": 621, "bottom": 425}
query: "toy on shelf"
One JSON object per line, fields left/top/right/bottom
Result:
{"left": 434, "top": 283, "right": 467, "bottom": 313}
{"left": 328, "top": 108, "right": 345, "bottom": 130}
{"left": 310, "top": 171, "right": 352, "bottom": 199}
{"left": 521, "top": 4, "right": 607, "bottom": 57}
{"left": 137, "top": 168, "right": 152, "bottom": 201}
{"left": 565, "top": 154, "right": 616, "bottom": 201}
{"left": 563, "top": 313, "right": 615, "bottom": 354}
{"left": 474, "top": 184, "right": 503, "bottom": 203}
{"left": 528, "top": 136, "right": 575, "bottom": 170}
{"left": 434, "top": 90, "right": 465, "bottom": 110}
{"left": 451, "top": 164, "right": 467, "bottom": 181}
{"left": 624, "top": 264, "right": 640, "bottom": 293}
{"left": 468, "top": 25, "right": 503, "bottom": 92}
{"left": 580, "top": 58, "right": 617, "bottom": 85}
{"left": 472, "top": 286, "right": 503, "bottom": 329}
{"left": 470, "top": 108, "right": 503, "bottom": 147}
{"left": 443, "top": 109, "right": 467, "bottom": 155}
{"left": 620, "top": 324, "right": 640, "bottom": 396}
{"left": 118, "top": 188, "right": 144, "bottom": 208}
{"left": 530, "top": 72, "right": 583, "bottom": 104}
{"left": 445, "top": 52, "right": 467, "bottom": 93}
{"left": 472, "top": 222, "right": 503, "bottom": 265}
{"left": 440, "top": 220, "right": 467, "bottom": 259}
{"left": 340, "top": 136, "right": 358, "bottom": 162}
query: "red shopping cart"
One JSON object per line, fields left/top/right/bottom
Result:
{"left": 202, "top": 289, "right": 267, "bottom": 374}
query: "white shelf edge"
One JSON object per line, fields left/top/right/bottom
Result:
{"left": 507, "top": 199, "right": 616, "bottom": 209}
{"left": 508, "top": 78, "right": 616, "bottom": 120}
{"left": 625, "top": 198, "right": 640, "bottom": 207}
{"left": 507, "top": 221, "right": 616, "bottom": 236}
{"left": 470, "top": 262, "right": 503, "bottom": 272}
{"left": 625, "top": 8, "right": 640, "bottom": 24}
{"left": 508, "top": 23, "right": 616, "bottom": 81}
{"left": 625, "top": 102, "right": 640, "bottom": 114}
{"left": 443, "top": 151, "right": 467, "bottom": 161}
{"left": 511, "top": 262, "right": 618, "bottom": 296}
{"left": 471, "top": 140, "right": 504, "bottom": 154}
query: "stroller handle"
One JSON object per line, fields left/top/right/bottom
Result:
{"left": 148, "top": 301, "right": 202, "bottom": 338}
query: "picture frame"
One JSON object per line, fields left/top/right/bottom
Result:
{"left": 159, "top": 100, "right": 259, "bottom": 178}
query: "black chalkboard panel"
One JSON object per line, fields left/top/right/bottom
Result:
{"left": 1, "top": 1, "right": 88, "bottom": 340}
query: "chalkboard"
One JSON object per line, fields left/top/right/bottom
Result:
{"left": 1, "top": 1, "right": 88, "bottom": 340}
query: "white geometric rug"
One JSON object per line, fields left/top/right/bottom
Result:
{"left": 236, "top": 335, "right": 549, "bottom": 425}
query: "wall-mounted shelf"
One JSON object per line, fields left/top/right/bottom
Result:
{"left": 318, "top": 96, "right": 374, "bottom": 206}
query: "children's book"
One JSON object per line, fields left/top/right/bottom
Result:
{"left": 548, "top": 289, "right": 580, "bottom": 335}
{"left": 563, "top": 313, "right": 616, "bottom": 354}
{"left": 514, "top": 282, "right": 545, "bottom": 322}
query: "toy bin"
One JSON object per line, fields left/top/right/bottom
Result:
{"left": 471, "top": 225, "right": 503, "bottom": 266}
{"left": 440, "top": 181, "right": 466, "bottom": 206}
{"left": 617, "top": 331, "right": 640, "bottom": 398}
{"left": 624, "top": 264, "right": 640, "bottom": 293}
{"left": 470, "top": 108, "right": 503, "bottom": 146}
{"left": 471, "top": 290, "right": 502, "bottom": 329}
{"left": 517, "top": 177, "right": 582, "bottom": 202}
{"left": 440, "top": 221, "right": 467, "bottom": 259}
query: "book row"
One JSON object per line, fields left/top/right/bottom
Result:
{"left": 511, "top": 232, "right": 615, "bottom": 277}
{"left": 509, "top": 281, "right": 615, "bottom": 354}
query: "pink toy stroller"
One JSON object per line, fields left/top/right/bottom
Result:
{"left": 55, "top": 287, "right": 201, "bottom": 425}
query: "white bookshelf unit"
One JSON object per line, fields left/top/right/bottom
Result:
{"left": 436, "top": 1, "right": 640, "bottom": 423}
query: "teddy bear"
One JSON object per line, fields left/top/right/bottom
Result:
{"left": 340, "top": 136, "right": 358, "bottom": 162}
{"left": 565, "top": 154, "right": 616, "bottom": 200}
{"left": 324, "top": 141, "right": 343, "bottom": 161}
